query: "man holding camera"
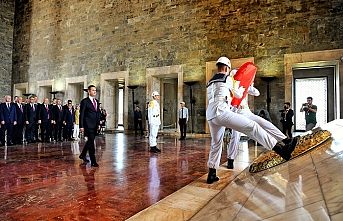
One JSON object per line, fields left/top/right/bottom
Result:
{"left": 280, "top": 102, "right": 294, "bottom": 138}
{"left": 300, "top": 97, "right": 317, "bottom": 131}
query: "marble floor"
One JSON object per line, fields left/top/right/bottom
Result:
{"left": 1, "top": 120, "right": 342, "bottom": 221}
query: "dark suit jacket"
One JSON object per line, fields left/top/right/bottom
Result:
{"left": 39, "top": 104, "right": 54, "bottom": 123}
{"left": 281, "top": 109, "right": 294, "bottom": 125}
{"left": 63, "top": 108, "right": 75, "bottom": 126}
{"left": 53, "top": 105, "right": 64, "bottom": 122}
{"left": 14, "top": 103, "right": 25, "bottom": 124}
{"left": 0, "top": 102, "right": 17, "bottom": 124}
{"left": 79, "top": 97, "right": 100, "bottom": 129}
{"left": 24, "top": 103, "right": 37, "bottom": 123}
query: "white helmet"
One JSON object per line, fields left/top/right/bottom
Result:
{"left": 216, "top": 57, "right": 231, "bottom": 69}
{"left": 152, "top": 91, "right": 159, "bottom": 97}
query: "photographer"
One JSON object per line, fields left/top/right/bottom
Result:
{"left": 300, "top": 97, "right": 317, "bottom": 131}
{"left": 280, "top": 102, "right": 294, "bottom": 138}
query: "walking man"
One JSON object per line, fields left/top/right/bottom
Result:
{"left": 79, "top": 85, "right": 101, "bottom": 167}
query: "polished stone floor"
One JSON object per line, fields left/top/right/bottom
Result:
{"left": 1, "top": 119, "right": 343, "bottom": 221}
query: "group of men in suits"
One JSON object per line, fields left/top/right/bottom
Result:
{"left": 0, "top": 94, "right": 76, "bottom": 146}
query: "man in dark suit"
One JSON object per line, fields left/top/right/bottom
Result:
{"left": 281, "top": 102, "right": 294, "bottom": 138}
{"left": 38, "top": 98, "right": 54, "bottom": 143}
{"left": 33, "top": 95, "right": 42, "bottom": 142}
{"left": 63, "top": 102, "right": 75, "bottom": 141}
{"left": 0, "top": 95, "right": 17, "bottom": 146}
{"left": 53, "top": 99, "right": 64, "bottom": 141}
{"left": 13, "top": 96, "right": 25, "bottom": 145}
{"left": 24, "top": 96, "right": 37, "bottom": 143}
{"left": 79, "top": 85, "right": 101, "bottom": 167}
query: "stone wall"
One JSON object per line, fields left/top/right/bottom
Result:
{"left": 11, "top": 0, "right": 343, "bottom": 131}
{"left": 0, "top": 0, "right": 14, "bottom": 99}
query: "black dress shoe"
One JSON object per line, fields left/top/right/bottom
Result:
{"left": 154, "top": 146, "right": 161, "bottom": 152}
{"left": 207, "top": 168, "right": 219, "bottom": 184}
{"left": 150, "top": 147, "right": 158, "bottom": 153}
{"left": 179, "top": 137, "right": 184, "bottom": 140}
{"left": 282, "top": 138, "right": 292, "bottom": 145}
{"left": 273, "top": 136, "right": 299, "bottom": 161}
{"left": 227, "top": 159, "right": 234, "bottom": 169}
{"left": 79, "top": 155, "right": 90, "bottom": 162}
{"left": 7, "top": 141, "right": 14, "bottom": 146}
{"left": 91, "top": 162, "right": 99, "bottom": 167}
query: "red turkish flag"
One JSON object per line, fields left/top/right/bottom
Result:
{"left": 231, "top": 62, "right": 257, "bottom": 107}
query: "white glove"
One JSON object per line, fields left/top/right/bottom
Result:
{"left": 238, "top": 86, "right": 245, "bottom": 94}
{"left": 231, "top": 106, "right": 238, "bottom": 113}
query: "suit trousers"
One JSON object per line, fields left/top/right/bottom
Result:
{"left": 26, "top": 122, "right": 35, "bottom": 142}
{"left": 81, "top": 127, "right": 97, "bottom": 163}
{"left": 228, "top": 109, "right": 286, "bottom": 159}
{"left": 13, "top": 123, "right": 24, "bottom": 144}
{"left": 282, "top": 122, "right": 293, "bottom": 138}
{"left": 1, "top": 123, "right": 13, "bottom": 144}
{"left": 179, "top": 118, "right": 187, "bottom": 138}
{"left": 207, "top": 110, "right": 278, "bottom": 169}
{"left": 134, "top": 120, "right": 143, "bottom": 135}
{"left": 149, "top": 124, "right": 159, "bottom": 147}
{"left": 41, "top": 122, "right": 51, "bottom": 142}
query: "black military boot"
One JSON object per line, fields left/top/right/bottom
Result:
{"left": 206, "top": 168, "right": 219, "bottom": 184}
{"left": 227, "top": 159, "right": 234, "bottom": 169}
{"left": 273, "top": 136, "right": 299, "bottom": 161}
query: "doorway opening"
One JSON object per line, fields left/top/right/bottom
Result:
{"left": 146, "top": 65, "right": 183, "bottom": 132}
{"left": 118, "top": 86, "right": 124, "bottom": 127}
{"left": 293, "top": 63, "right": 337, "bottom": 131}
{"left": 67, "top": 83, "right": 85, "bottom": 105}
{"left": 162, "top": 77, "right": 178, "bottom": 133}
{"left": 100, "top": 71, "right": 129, "bottom": 131}
{"left": 38, "top": 85, "right": 53, "bottom": 102}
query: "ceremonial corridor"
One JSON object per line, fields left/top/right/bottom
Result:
{"left": 0, "top": 120, "right": 342, "bottom": 221}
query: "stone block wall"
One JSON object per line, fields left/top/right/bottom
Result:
{"left": 0, "top": 0, "right": 14, "bottom": 99}
{"left": 10, "top": 0, "right": 343, "bottom": 132}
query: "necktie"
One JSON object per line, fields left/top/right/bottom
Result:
{"left": 32, "top": 104, "right": 35, "bottom": 111}
{"left": 46, "top": 105, "right": 50, "bottom": 119}
{"left": 20, "top": 104, "right": 23, "bottom": 112}
{"left": 59, "top": 105, "right": 62, "bottom": 111}
{"left": 181, "top": 108, "right": 184, "bottom": 119}
{"left": 93, "top": 98, "right": 97, "bottom": 110}
{"left": 70, "top": 109, "right": 72, "bottom": 114}
{"left": 7, "top": 103, "right": 10, "bottom": 110}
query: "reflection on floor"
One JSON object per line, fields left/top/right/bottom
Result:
{"left": 1, "top": 120, "right": 342, "bottom": 220}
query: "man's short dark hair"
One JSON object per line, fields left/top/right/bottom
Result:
{"left": 88, "top": 85, "right": 96, "bottom": 90}
{"left": 216, "top": 63, "right": 227, "bottom": 70}
{"left": 284, "top": 102, "right": 291, "bottom": 106}
{"left": 307, "top": 97, "right": 313, "bottom": 100}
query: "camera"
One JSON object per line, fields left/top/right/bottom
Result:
{"left": 279, "top": 106, "right": 287, "bottom": 112}
{"left": 302, "top": 103, "right": 308, "bottom": 106}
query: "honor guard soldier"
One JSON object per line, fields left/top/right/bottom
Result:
{"left": 206, "top": 57, "right": 298, "bottom": 184}
{"left": 148, "top": 91, "right": 161, "bottom": 153}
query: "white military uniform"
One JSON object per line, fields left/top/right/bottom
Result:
{"left": 206, "top": 73, "right": 278, "bottom": 169}
{"left": 227, "top": 86, "right": 287, "bottom": 160}
{"left": 148, "top": 99, "right": 161, "bottom": 147}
